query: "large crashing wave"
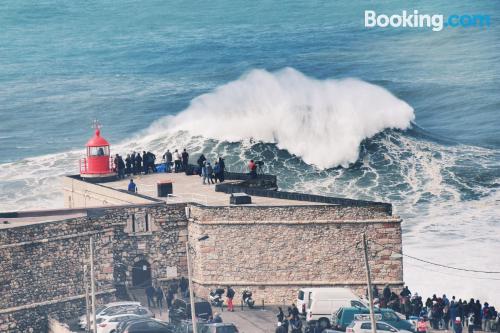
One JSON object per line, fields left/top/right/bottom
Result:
{"left": 147, "top": 68, "right": 415, "bottom": 169}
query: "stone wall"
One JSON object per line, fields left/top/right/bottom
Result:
{"left": 0, "top": 185, "right": 405, "bottom": 330}
{"left": 188, "top": 204, "right": 403, "bottom": 304}
{"left": 62, "top": 176, "right": 157, "bottom": 208}
{"left": 0, "top": 203, "right": 187, "bottom": 332}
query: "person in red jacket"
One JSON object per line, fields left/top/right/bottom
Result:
{"left": 248, "top": 160, "right": 257, "bottom": 178}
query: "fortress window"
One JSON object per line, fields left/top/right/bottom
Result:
{"left": 127, "top": 211, "right": 151, "bottom": 234}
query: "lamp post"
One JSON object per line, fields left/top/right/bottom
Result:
{"left": 186, "top": 235, "right": 209, "bottom": 333}
{"left": 362, "top": 233, "right": 377, "bottom": 333}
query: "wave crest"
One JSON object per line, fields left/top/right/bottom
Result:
{"left": 151, "top": 68, "right": 415, "bottom": 168}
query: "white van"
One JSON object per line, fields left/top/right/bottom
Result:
{"left": 297, "top": 288, "right": 313, "bottom": 316}
{"left": 302, "top": 288, "right": 367, "bottom": 329}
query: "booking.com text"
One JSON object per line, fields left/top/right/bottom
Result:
{"left": 365, "top": 10, "right": 491, "bottom": 32}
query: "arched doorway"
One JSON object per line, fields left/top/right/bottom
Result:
{"left": 132, "top": 259, "right": 152, "bottom": 287}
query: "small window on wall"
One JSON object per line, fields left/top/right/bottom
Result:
{"left": 88, "top": 146, "right": 109, "bottom": 156}
{"left": 127, "top": 211, "right": 152, "bottom": 234}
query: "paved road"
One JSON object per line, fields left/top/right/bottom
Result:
{"left": 131, "top": 287, "right": 278, "bottom": 333}
{"left": 129, "top": 287, "right": 169, "bottom": 321}
{"left": 218, "top": 307, "right": 278, "bottom": 333}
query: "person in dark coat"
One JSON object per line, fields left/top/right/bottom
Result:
{"left": 372, "top": 285, "right": 380, "bottom": 299}
{"left": 213, "top": 162, "right": 221, "bottom": 183}
{"left": 125, "top": 154, "right": 132, "bottom": 175}
{"left": 156, "top": 286, "right": 164, "bottom": 309}
{"left": 117, "top": 155, "right": 125, "bottom": 179}
{"left": 146, "top": 151, "right": 156, "bottom": 173}
{"left": 135, "top": 153, "right": 142, "bottom": 174}
{"left": 277, "top": 307, "right": 285, "bottom": 323}
{"left": 290, "top": 316, "right": 302, "bottom": 333}
{"left": 291, "top": 304, "right": 300, "bottom": 318}
{"left": 146, "top": 285, "right": 155, "bottom": 308}
{"left": 142, "top": 151, "right": 149, "bottom": 174}
{"left": 226, "top": 286, "right": 235, "bottom": 312}
{"left": 166, "top": 289, "right": 174, "bottom": 309}
{"left": 197, "top": 154, "right": 207, "bottom": 175}
{"left": 179, "top": 277, "right": 188, "bottom": 296}
{"left": 131, "top": 152, "right": 137, "bottom": 174}
{"left": 450, "top": 301, "right": 459, "bottom": 329}
{"left": 474, "top": 300, "right": 482, "bottom": 327}
{"left": 383, "top": 285, "right": 391, "bottom": 306}
{"left": 282, "top": 317, "right": 289, "bottom": 332}
{"left": 218, "top": 156, "right": 225, "bottom": 182}
{"left": 275, "top": 322, "right": 287, "bottom": 333}
{"left": 181, "top": 149, "right": 189, "bottom": 171}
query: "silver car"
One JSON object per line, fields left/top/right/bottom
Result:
{"left": 78, "top": 301, "right": 142, "bottom": 329}
{"left": 345, "top": 320, "right": 413, "bottom": 333}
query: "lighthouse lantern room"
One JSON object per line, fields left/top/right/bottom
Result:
{"left": 79, "top": 120, "right": 117, "bottom": 182}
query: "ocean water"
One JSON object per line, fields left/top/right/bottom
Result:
{"left": 1, "top": 1, "right": 499, "bottom": 304}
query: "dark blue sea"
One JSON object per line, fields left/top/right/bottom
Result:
{"left": 0, "top": 0, "right": 499, "bottom": 303}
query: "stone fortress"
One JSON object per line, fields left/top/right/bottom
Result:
{"left": 0, "top": 168, "right": 403, "bottom": 332}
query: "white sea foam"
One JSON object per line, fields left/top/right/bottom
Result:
{"left": 145, "top": 68, "right": 415, "bottom": 169}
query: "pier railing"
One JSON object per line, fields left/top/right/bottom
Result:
{"left": 215, "top": 182, "right": 393, "bottom": 214}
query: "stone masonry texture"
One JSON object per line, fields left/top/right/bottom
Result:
{"left": 188, "top": 204, "right": 403, "bottom": 304}
{"left": 0, "top": 200, "right": 403, "bottom": 331}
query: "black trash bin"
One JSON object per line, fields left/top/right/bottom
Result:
{"left": 157, "top": 181, "right": 173, "bottom": 197}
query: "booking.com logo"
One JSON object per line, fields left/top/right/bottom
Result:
{"left": 365, "top": 10, "right": 491, "bottom": 32}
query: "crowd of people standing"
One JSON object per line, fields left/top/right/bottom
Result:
{"left": 276, "top": 304, "right": 304, "bottom": 333}
{"left": 370, "top": 285, "right": 500, "bottom": 333}
{"left": 113, "top": 150, "right": 158, "bottom": 179}
{"left": 113, "top": 148, "right": 227, "bottom": 188}
{"left": 145, "top": 277, "right": 190, "bottom": 311}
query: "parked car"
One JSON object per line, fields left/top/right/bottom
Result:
{"left": 304, "top": 288, "right": 368, "bottom": 328}
{"left": 115, "top": 318, "right": 174, "bottom": 333}
{"left": 174, "top": 322, "right": 239, "bottom": 333}
{"left": 96, "top": 313, "right": 144, "bottom": 333}
{"left": 199, "top": 323, "right": 239, "bottom": 333}
{"left": 169, "top": 297, "right": 212, "bottom": 324}
{"left": 346, "top": 320, "right": 413, "bottom": 333}
{"left": 79, "top": 301, "right": 141, "bottom": 329}
{"left": 332, "top": 307, "right": 415, "bottom": 332}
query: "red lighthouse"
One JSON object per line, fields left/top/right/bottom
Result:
{"left": 79, "top": 120, "right": 117, "bottom": 182}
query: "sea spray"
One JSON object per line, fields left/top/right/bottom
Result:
{"left": 147, "top": 68, "right": 415, "bottom": 168}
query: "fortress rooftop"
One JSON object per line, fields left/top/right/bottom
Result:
{"left": 104, "top": 172, "right": 329, "bottom": 206}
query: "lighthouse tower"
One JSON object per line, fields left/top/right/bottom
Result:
{"left": 79, "top": 120, "right": 117, "bottom": 182}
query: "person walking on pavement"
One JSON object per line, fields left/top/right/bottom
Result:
{"left": 277, "top": 307, "right": 285, "bottom": 323}
{"left": 166, "top": 289, "right": 174, "bottom": 309}
{"left": 179, "top": 277, "right": 188, "bottom": 297}
{"left": 226, "top": 286, "right": 235, "bottom": 312}
{"left": 291, "top": 304, "right": 300, "bottom": 318}
{"left": 146, "top": 285, "right": 155, "bottom": 308}
{"left": 156, "top": 286, "right": 164, "bottom": 309}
